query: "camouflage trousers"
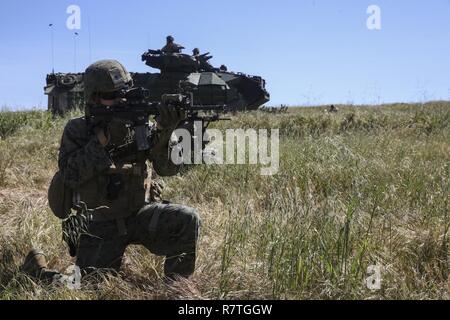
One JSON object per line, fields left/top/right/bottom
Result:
{"left": 39, "top": 202, "right": 200, "bottom": 280}
{"left": 76, "top": 202, "right": 200, "bottom": 278}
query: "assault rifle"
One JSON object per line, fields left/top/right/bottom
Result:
{"left": 86, "top": 87, "right": 229, "bottom": 162}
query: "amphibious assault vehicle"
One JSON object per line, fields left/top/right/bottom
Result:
{"left": 44, "top": 73, "right": 84, "bottom": 116}
{"left": 44, "top": 48, "right": 270, "bottom": 116}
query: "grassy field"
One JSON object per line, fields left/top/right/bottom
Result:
{"left": 0, "top": 102, "right": 449, "bottom": 299}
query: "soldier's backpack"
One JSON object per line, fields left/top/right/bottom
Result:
{"left": 48, "top": 171, "right": 73, "bottom": 219}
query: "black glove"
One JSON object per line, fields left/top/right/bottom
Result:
{"left": 156, "top": 104, "right": 186, "bottom": 129}
{"left": 93, "top": 119, "right": 131, "bottom": 148}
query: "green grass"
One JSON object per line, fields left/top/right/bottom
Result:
{"left": 0, "top": 102, "right": 449, "bottom": 299}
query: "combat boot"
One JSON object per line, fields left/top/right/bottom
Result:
{"left": 21, "top": 248, "right": 48, "bottom": 278}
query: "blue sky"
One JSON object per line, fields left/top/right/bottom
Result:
{"left": 0, "top": 0, "right": 449, "bottom": 109}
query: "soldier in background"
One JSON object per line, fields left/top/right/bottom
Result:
{"left": 192, "top": 48, "right": 200, "bottom": 61}
{"left": 22, "top": 60, "right": 200, "bottom": 282}
{"left": 328, "top": 104, "right": 339, "bottom": 113}
{"left": 161, "top": 35, "right": 185, "bottom": 54}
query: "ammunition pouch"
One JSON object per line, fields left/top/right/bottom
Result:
{"left": 74, "top": 164, "right": 148, "bottom": 222}
{"left": 48, "top": 171, "right": 73, "bottom": 219}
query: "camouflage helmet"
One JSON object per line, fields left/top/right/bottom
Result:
{"left": 167, "top": 35, "right": 174, "bottom": 42}
{"left": 83, "top": 59, "right": 133, "bottom": 102}
{"left": 192, "top": 48, "right": 200, "bottom": 55}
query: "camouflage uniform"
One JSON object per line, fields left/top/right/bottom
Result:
{"left": 34, "top": 60, "right": 200, "bottom": 280}
{"left": 59, "top": 117, "right": 200, "bottom": 278}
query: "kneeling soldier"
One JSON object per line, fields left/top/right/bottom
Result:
{"left": 22, "top": 60, "right": 200, "bottom": 281}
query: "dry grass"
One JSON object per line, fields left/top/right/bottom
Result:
{"left": 0, "top": 102, "right": 449, "bottom": 299}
